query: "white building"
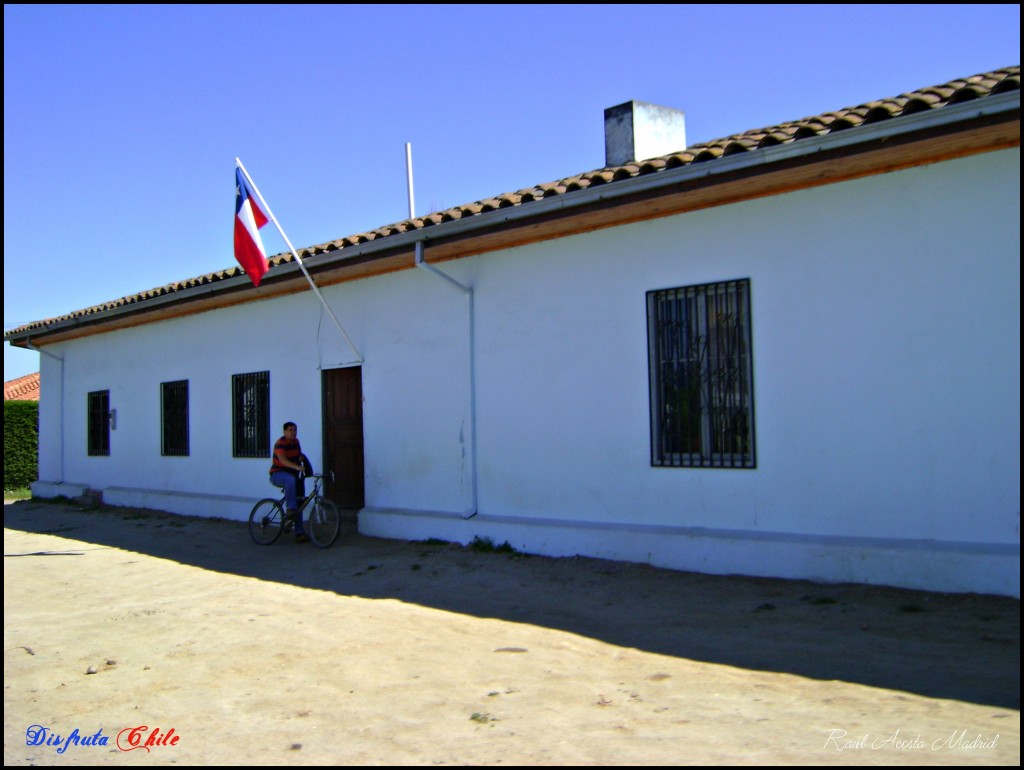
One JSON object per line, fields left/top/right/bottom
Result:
{"left": 7, "top": 66, "right": 1020, "bottom": 597}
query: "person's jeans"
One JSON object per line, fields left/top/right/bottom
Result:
{"left": 270, "top": 471, "right": 304, "bottom": 534}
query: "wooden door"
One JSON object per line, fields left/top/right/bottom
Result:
{"left": 322, "top": 367, "right": 365, "bottom": 508}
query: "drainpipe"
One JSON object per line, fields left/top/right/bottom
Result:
{"left": 414, "top": 241, "right": 478, "bottom": 518}
{"left": 25, "top": 339, "right": 65, "bottom": 484}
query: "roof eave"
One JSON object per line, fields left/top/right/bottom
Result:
{"left": 7, "top": 90, "right": 1019, "bottom": 349}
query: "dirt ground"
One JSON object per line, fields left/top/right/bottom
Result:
{"left": 3, "top": 498, "right": 1019, "bottom": 766}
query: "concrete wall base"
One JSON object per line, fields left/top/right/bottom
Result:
{"left": 31, "top": 480, "right": 90, "bottom": 500}
{"left": 102, "top": 486, "right": 255, "bottom": 521}
{"left": 361, "top": 507, "right": 1021, "bottom": 598}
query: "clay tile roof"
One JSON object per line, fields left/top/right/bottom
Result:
{"left": 5, "top": 66, "right": 1019, "bottom": 341}
{"left": 4, "top": 372, "right": 40, "bottom": 401}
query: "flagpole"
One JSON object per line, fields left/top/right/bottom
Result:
{"left": 405, "top": 143, "right": 415, "bottom": 219}
{"left": 235, "top": 158, "right": 363, "bottom": 364}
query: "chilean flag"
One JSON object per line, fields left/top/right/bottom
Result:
{"left": 234, "top": 167, "right": 270, "bottom": 286}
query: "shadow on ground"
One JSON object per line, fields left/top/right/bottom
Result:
{"left": 4, "top": 498, "right": 1019, "bottom": 710}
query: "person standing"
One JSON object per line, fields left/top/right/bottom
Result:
{"left": 269, "top": 421, "right": 309, "bottom": 543}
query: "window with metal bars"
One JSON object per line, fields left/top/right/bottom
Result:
{"left": 232, "top": 371, "right": 270, "bottom": 458}
{"left": 161, "top": 380, "right": 189, "bottom": 456}
{"left": 647, "top": 279, "right": 755, "bottom": 468}
{"left": 87, "top": 390, "right": 110, "bottom": 456}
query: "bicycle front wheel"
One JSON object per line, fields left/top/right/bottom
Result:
{"left": 307, "top": 498, "right": 340, "bottom": 548}
{"left": 249, "top": 499, "right": 285, "bottom": 545}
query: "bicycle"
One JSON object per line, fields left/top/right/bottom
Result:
{"left": 248, "top": 472, "right": 348, "bottom": 548}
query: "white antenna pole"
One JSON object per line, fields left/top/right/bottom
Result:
{"left": 405, "top": 143, "right": 416, "bottom": 219}
{"left": 235, "top": 158, "right": 363, "bottom": 363}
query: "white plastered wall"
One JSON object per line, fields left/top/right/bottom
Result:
{"left": 33, "top": 147, "right": 1020, "bottom": 595}
{"left": 365, "top": 148, "right": 1020, "bottom": 596}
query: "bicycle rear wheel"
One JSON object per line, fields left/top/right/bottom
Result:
{"left": 249, "top": 499, "right": 285, "bottom": 545}
{"left": 307, "top": 498, "right": 340, "bottom": 548}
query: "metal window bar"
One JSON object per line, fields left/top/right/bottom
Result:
{"left": 232, "top": 372, "right": 270, "bottom": 458}
{"left": 161, "top": 380, "right": 190, "bottom": 456}
{"left": 649, "top": 280, "right": 755, "bottom": 468}
{"left": 87, "top": 390, "right": 110, "bottom": 456}
{"left": 705, "top": 281, "right": 754, "bottom": 467}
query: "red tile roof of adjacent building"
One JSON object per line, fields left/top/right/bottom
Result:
{"left": 4, "top": 372, "right": 40, "bottom": 401}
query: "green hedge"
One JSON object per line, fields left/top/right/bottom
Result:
{"left": 4, "top": 400, "right": 39, "bottom": 490}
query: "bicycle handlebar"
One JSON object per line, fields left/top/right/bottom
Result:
{"left": 300, "top": 472, "right": 335, "bottom": 483}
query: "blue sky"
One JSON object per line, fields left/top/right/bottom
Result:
{"left": 4, "top": 3, "right": 1020, "bottom": 380}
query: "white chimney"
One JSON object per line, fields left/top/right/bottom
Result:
{"left": 604, "top": 101, "right": 687, "bottom": 166}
